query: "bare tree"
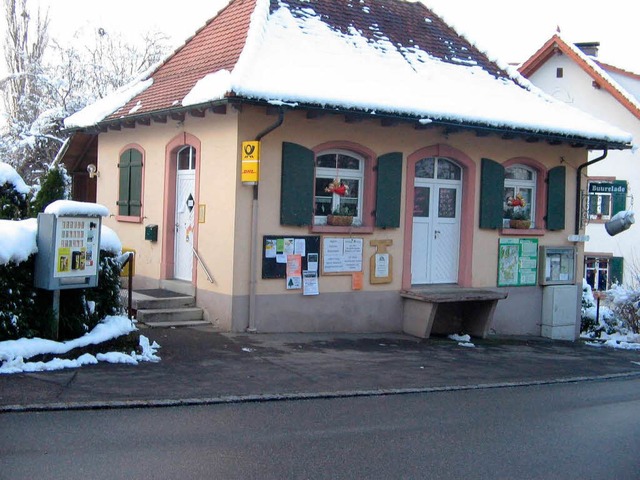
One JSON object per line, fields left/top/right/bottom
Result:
{"left": 0, "top": 0, "right": 170, "bottom": 187}
{"left": 1, "top": 0, "right": 57, "bottom": 184}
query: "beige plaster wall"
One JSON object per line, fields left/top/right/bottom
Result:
{"left": 95, "top": 111, "right": 240, "bottom": 297}
{"left": 234, "top": 106, "right": 586, "bottom": 293}
{"left": 96, "top": 104, "right": 588, "bottom": 334}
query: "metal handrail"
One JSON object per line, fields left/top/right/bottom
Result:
{"left": 119, "top": 251, "right": 134, "bottom": 320}
{"left": 193, "top": 247, "right": 215, "bottom": 283}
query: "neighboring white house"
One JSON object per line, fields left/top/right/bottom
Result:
{"left": 520, "top": 35, "right": 639, "bottom": 290}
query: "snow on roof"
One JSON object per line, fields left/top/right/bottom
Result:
{"left": 64, "top": 78, "right": 153, "bottom": 129}
{"left": 65, "top": 0, "right": 632, "bottom": 145}
{"left": 227, "top": 4, "right": 630, "bottom": 143}
{"left": 520, "top": 34, "right": 640, "bottom": 125}
{"left": 0, "top": 218, "right": 37, "bottom": 265}
{"left": 44, "top": 200, "right": 109, "bottom": 217}
{"left": 562, "top": 38, "right": 640, "bottom": 116}
{"left": 0, "top": 163, "right": 30, "bottom": 195}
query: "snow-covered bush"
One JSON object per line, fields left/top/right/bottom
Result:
{"left": 0, "top": 163, "right": 30, "bottom": 220}
{"left": 607, "top": 284, "right": 640, "bottom": 334}
{"left": 0, "top": 249, "right": 124, "bottom": 341}
{"left": 0, "top": 256, "right": 54, "bottom": 339}
{"left": 0, "top": 164, "right": 124, "bottom": 340}
{"left": 580, "top": 279, "right": 619, "bottom": 338}
{"left": 29, "top": 164, "right": 71, "bottom": 216}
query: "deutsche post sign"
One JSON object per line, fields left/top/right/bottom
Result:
{"left": 241, "top": 141, "right": 260, "bottom": 184}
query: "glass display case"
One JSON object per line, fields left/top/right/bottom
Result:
{"left": 538, "top": 246, "right": 576, "bottom": 285}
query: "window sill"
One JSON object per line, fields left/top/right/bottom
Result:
{"left": 310, "top": 224, "right": 375, "bottom": 234}
{"left": 116, "top": 215, "right": 143, "bottom": 223}
{"left": 500, "top": 228, "right": 545, "bottom": 237}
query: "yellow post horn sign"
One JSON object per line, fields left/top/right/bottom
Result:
{"left": 241, "top": 141, "right": 261, "bottom": 185}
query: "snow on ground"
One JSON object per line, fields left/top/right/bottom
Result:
{"left": 448, "top": 333, "right": 475, "bottom": 348}
{"left": 0, "top": 316, "right": 160, "bottom": 374}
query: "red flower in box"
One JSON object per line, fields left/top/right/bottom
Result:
{"left": 507, "top": 193, "right": 526, "bottom": 208}
{"left": 325, "top": 178, "right": 349, "bottom": 196}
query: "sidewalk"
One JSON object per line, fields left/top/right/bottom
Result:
{"left": 1, "top": 325, "right": 639, "bottom": 412}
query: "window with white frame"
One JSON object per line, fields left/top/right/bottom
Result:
{"left": 314, "top": 150, "right": 364, "bottom": 225}
{"left": 587, "top": 182, "right": 612, "bottom": 220}
{"left": 585, "top": 257, "right": 609, "bottom": 291}
{"left": 503, "top": 165, "right": 536, "bottom": 228}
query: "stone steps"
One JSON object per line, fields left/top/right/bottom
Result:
{"left": 121, "top": 288, "right": 208, "bottom": 328}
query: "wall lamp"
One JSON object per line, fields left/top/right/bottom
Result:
{"left": 87, "top": 163, "right": 99, "bottom": 179}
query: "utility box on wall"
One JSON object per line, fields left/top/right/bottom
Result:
{"left": 541, "top": 284, "right": 579, "bottom": 341}
{"left": 34, "top": 213, "right": 102, "bottom": 290}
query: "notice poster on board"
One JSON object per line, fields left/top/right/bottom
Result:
{"left": 498, "top": 238, "right": 538, "bottom": 287}
{"left": 286, "top": 254, "right": 302, "bottom": 289}
{"left": 303, "top": 271, "right": 319, "bottom": 295}
{"left": 322, "top": 237, "right": 363, "bottom": 274}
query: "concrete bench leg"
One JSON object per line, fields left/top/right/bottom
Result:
{"left": 403, "top": 300, "right": 438, "bottom": 338}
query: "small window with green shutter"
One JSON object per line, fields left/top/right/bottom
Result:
{"left": 117, "top": 148, "right": 143, "bottom": 218}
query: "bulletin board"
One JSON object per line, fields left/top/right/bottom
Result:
{"left": 322, "top": 237, "right": 364, "bottom": 275}
{"left": 262, "top": 235, "right": 321, "bottom": 279}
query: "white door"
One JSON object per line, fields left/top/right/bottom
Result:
{"left": 411, "top": 158, "right": 462, "bottom": 284}
{"left": 174, "top": 147, "right": 196, "bottom": 281}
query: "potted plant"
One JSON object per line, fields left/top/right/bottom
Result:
{"left": 327, "top": 205, "right": 354, "bottom": 226}
{"left": 507, "top": 193, "right": 531, "bottom": 229}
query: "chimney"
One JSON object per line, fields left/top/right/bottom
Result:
{"left": 574, "top": 42, "right": 600, "bottom": 57}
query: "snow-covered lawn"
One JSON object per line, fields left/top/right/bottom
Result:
{"left": 0, "top": 315, "right": 160, "bottom": 374}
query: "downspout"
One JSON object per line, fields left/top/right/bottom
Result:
{"left": 575, "top": 148, "right": 608, "bottom": 235}
{"left": 247, "top": 107, "right": 285, "bottom": 332}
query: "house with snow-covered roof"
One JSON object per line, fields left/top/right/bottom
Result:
{"left": 520, "top": 35, "right": 639, "bottom": 292}
{"left": 60, "top": 0, "right": 632, "bottom": 340}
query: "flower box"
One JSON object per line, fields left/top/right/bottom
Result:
{"left": 327, "top": 215, "right": 353, "bottom": 226}
{"left": 509, "top": 219, "right": 531, "bottom": 230}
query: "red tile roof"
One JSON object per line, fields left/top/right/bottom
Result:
{"left": 107, "top": 0, "right": 256, "bottom": 121}
{"left": 106, "top": 0, "right": 509, "bottom": 123}
{"left": 519, "top": 35, "right": 640, "bottom": 121}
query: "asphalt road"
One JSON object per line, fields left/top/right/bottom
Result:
{"left": 2, "top": 377, "right": 639, "bottom": 480}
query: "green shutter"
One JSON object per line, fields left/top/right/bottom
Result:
{"left": 611, "top": 180, "right": 627, "bottom": 215}
{"left": 281, "top": 142, "right": 314, "bottom": 226}
{"left": 129, "top": 149, "right": 143, "bottom": 217}
{"left": 546, "top": 166, "right": 566, "bottom": 230}
{"left": 375, "top": 152, "right": 403, "bottom": 228}
{"left": 479, "top": 158, "right": 504, "bottom": 229}
{"left": 610, "top": 256, "right": 624, "bottom": 285}
{"left": 117, "top": 150, "right": 131, "bottom": 216}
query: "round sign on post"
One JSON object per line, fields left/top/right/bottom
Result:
{"left": 241, "top": 141, "right": 260, "bottom": 185}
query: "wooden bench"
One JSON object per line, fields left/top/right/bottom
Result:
{"left": 401, "top": 287, "right": 508, "bottom": 339}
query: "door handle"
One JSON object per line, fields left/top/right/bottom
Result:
{"left": 434, "top": 230, "right": 441, "bottom": 239}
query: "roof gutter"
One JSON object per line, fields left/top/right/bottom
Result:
{"left": 248, "top": 107, "right": 285, "bottom": 333}
{"left": 575, "top": 148, "right": 608, "bottom": 235}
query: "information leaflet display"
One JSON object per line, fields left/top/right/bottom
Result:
{"left": 322, "top": 237, "right": 363, "bottom": 274}
{"left": 497, "top": 238, "right": 538, "bottom": 287}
